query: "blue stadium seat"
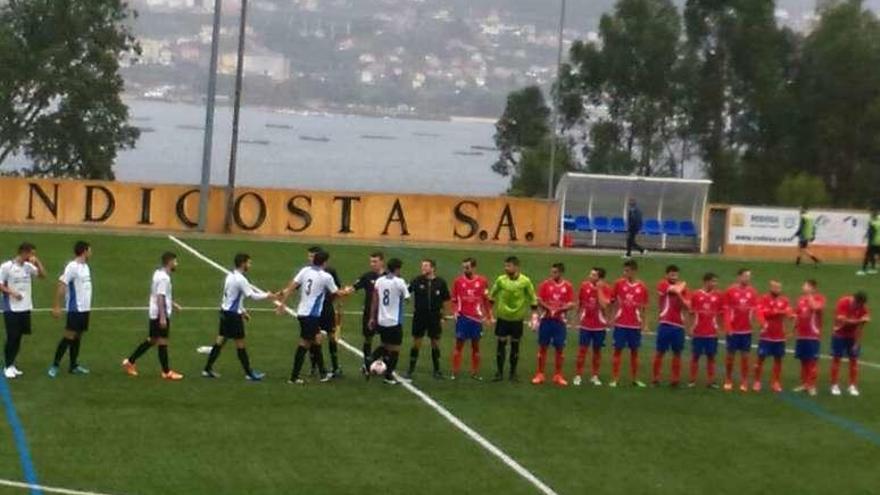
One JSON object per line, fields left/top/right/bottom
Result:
{"left": 663, "top": 220, "right": 681, "bottom": 236}
{"left": 592, "top": 216, "right": 610, "bottom": 233}
{"left": 563, "top": 215, "right": 576, "bottom": 231}
{"left": 642, "top": 219, "right": 662, "bottom": 235}
{"left": 575, "top": 216, "right": 592, "bottom": 232}
{"left": 610, "top": 217, "right": 626, "bottom": 233}
{"left": 680, "top": 220, "right": 697, "bottom": 237}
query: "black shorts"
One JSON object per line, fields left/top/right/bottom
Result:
{"left": 149, "top": 318, "right": 171, "bottom": 338}
{"left": 495, "top": 319, "right": 524, "bottom": 339}
{"left": 362, "top": 315, "right": 376, "bottom": 338}
{"left": 412, "top": 313, "right": 442, "bottom": 339}
{"left": 4, "top": 311, "right": 32, "bottom": 336}
{"left": 799, "top": 239, "right": 810, "bottom": 249}
{"left": 298, "top": 316, "right": 321, "bottom": 341}
{"left": 379, "top": 325, "right": 403, "bottom": 346}
{"left": 320, "top": 306, "right": 336, "bottom": 333}
{"left": 66, "top": 312, "right": 90, "bottom": 333}
{"left": 218, "top": 311, "right": 245, "bottom": 339}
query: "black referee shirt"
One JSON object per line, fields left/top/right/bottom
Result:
{"left": 322, "top": 266, "right": 341, "bottom": 313}
{"left": 408, "top": 275, "right": 450, "bottom": 317}
{"left": 353, "top": 270, "right": 382, "bottom": 316}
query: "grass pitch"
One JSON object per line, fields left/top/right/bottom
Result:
{"left": 0, "top": 229, "right": 878, "bottom": 495}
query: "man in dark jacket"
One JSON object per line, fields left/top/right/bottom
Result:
{"left": 626, "top": 199, "right": 646, "bottom": 258}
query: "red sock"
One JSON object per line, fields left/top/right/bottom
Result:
{"left": 849, "top": 358, "right": 859, "bottom": 386}
{"left": 671, "top": 354, "right": 682, "bottom": 384}
{"left": 537, "top": 347, "right": 547, "bottom": 374}
{"left": 740, "top": 355, "right": 750, "bottom": 384}
{"left": 554, "top": 348, "right": 565, "bottom": 375}
{"left": 652, "top": 352, "right": 663, "bottom": 382}
{"left": 470, "top": 340, "right": 480, "bottom": 374}
{"left": 772, "top": 357, "right": 782, "bottom": 383}
{"left": 452, "top": 340, "right": 464, "bottom": 374}
{"left": 612, "top": 349, "right": 622, "bottom": 381}
{"left": 575, "top": 346, "right": 587, "bottom": 376}
{"left": 800, "top": 361, "right": 809, "bottom": 386}
{"left": 830, "top": 357, "right": 841, "bottom": 385}
{"left": 809, "top": 360, "right": 819, "bottom": 388}
{"left": 725, "top": 354, "right": 734, "bottom": 381}
{"left": 630, "top": 350, "right": 640, "bottom": 381}
{"left": 754, "top": 357, "right": 764, "bottom": 382}
{"left": 707, "top": 356, "right": 716, "bottom": 383}
{"left": 689, "top": 357, "right": 699, "bottom": 383}
{"left": 591, "top": 349, "right": 602, "bottom": 377}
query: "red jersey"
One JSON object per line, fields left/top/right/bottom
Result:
{"left": 578, "top": 281, "right": 612, "bottom": 331}
{"left": 612, "top": 278, "right": 649, "bottom": 329}
{"left": 725, "top": 285, "right": 759, "bottom": 334}
{"left": 759, "top": 294, "right": 791, "bottom": 342}
{"left": 690, "top": 289, "right": 724, "bottom": 337}
{"left": 833, "top": 296, "right": 870, "bottom": 338}
{"left": 657, "top": 279, "right": 688, "bottom": 328}
{"left": 795, "top": 293, "right": 826, "bottom": 340}
{"left": 451, "top": 275, "right": 490, "bottom": 322}
{"left": 538, "top": 278, "right": 574, "bottom": 322}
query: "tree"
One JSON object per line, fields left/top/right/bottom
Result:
{"left": 492, "top": 86, "right": 551, "bottom": 178}
{"left": 775, "top": 173, "right": 831, "bottom": 207}
{"left": 506, "top": 138, "right": 575, "bottom": 198}
{"left": 0, "top": 0, "right": 141, "bottom": 180}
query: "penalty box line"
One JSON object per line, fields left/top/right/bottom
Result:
{"left": 166, "top": 235, "right": 560, "bottom": 495}
{"left": 0, "top": 479, "right": 117, "bottom": 495}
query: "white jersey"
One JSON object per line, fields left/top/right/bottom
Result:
{"left": 0, "top": 260, "right": 38, "bottom": 313}
{"left": 220, "top": 270, "right": 267, "bottom": 314}
{"left": 148, "top": 268, "right": 173, "bottom": 320}
{"left": 293, "top": 266, "right": 339, "bottom": 317}
{"left": 374, "top": 274, "right": 410, "bottom": 327}
{"left": 59, "top": 260, "right": 92, "bottom": 313}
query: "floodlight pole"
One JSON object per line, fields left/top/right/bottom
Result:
{"left": 224, "top": 0, "right": 248, "bottom": 233}
{"left": 547, "top": 0, "right": 566, "bottom": 200}
{"left": 197, "top": 0, "right": 223, "bottom": 232}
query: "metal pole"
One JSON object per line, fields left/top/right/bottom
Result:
{"left": 224, "top": 0, "right": 248, "bottom": 233}
{"left": 197, "top": 0, "right": 222, "bottom": 232}
{"left": 547, "top": 0, "right": 566, "bottom": 199}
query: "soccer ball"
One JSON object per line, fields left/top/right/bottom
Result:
{"left": 369, "top": 359, "right": 387, "bottom": 376}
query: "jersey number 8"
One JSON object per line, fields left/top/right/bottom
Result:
{"left": 382, "top": 289, "right": 390, "bottom": 306}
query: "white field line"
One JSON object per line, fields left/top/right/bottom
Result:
{"left": 31, "top": 306, "right": 880, "bottom": 371}
{"left": 0, "top": 479, "right": 117, "bottom": 495}
{"left": 166, "top": 235, "right": 559, "bottom": 495}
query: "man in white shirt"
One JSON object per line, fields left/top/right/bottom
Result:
{"left": 0, "top": 242, "right": 46, "bottom": 379}
{"left": 277, "top": 250, "right": 351, "bottom": 384}
{"left": 49, "top": 241, "right": 93, "bottom": 378}
{"left": 368, "top": 258, "right": 410, "bottom": 384}
{"left": 122, "top": 252, "right": 185, "bottom": 380}
{"left": 202, "top": 253, "right": 277, "bottom": 381}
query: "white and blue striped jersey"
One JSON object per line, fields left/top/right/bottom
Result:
{"left": 59, "top": 260, "right": 92, "bottom": 313}
{"left": 374, "top": 274, "right": 409, "bottom": 327}
{"left": 220, "top": 270, "right": 267, "bottom": 314}
{"left": 293, "top": 266, "right": 339, "bottom": 317}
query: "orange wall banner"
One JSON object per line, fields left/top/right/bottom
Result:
{"left": 0, "top": 178, "right": 560, "bottom": 246}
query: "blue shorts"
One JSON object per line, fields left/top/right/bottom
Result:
{"left": 757, "top": 340, "right": 786, "bottom": 359}
{"left": 726, "top": 333, "right": 753, "bottom": 352}
{"left": 579, "top": 329, "right": 606, "bottom": 349}
{"left": 795, "top": 339, "right": 820, "bottom": 361}
{"left": 613, "top": 327, "right": 642, "bottom": 350}
{"left": 655, "top": 324, "right": 685, "bottom": 353}
{"left": 538, "top": 319, "right": 567, "bottom": 348}
{"left": 831, "top": 336, "right": 859, "bottom": 358}
{"left": 691, "top": 337, "right": 719, "bottom": 357}
{"left": 455, "top": 317, "right": 482, "bottom": 341}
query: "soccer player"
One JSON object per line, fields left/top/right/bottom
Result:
{"left": 857, "top": 210, "right": 880, "bottom": 276}
{"left": 652, "top": 265, "right": 689, "bottom": 387}
{"left": 353, "top": 252, "right": 385, "bottom": 373}
{"left": 489, "top": 256, "right": 538, "bottom": 382}
{"left": 406, "top": 259, "right": 450, "bottom": 380}
{"left": 830, "top": 292, "right": 870, "bottom": 396}
{"left": 573, "top": 267, "right": 611, "bottom": 386}
{"left": 49, "top": 241, "right": 93, "bottom": 378}
{"left": 122, "top": 252, "right": 185, "bottom": 380}
{"left": 202, "top": 253, "right": 276, "bottom": 381}
{"left": 753, "top": 280, "right": 792, "bottom": 393}
{"left": 688, "top": 273, "right": 724, "bottom": 388}
{"left": 306, "top": 246, "right": 343, "bottom": 378}
{"left": 450, "top": 257, "right": 492, "bottom": 381}
{"left": 278, "top": 250, "right": 350, "bottom": 384}
{"left": 723, "top": 268, "right": 760, "bottom": 392}
{"left": 793, "top": 279, "right": 825, "bottom": 396}
{"left": 795, "top": 207, "right": 820, "bottom": 267}
{"left": 0, "top": 242, "right": 45, "bottom": 379}
{"left": 609, "top": 260, "right": 649, "bottom": 388}
{"left": 532, "top": 263, "right": 574, "bottom": 386}
{"left": 367, "top": 258, "right": 410, "bottom": 385}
